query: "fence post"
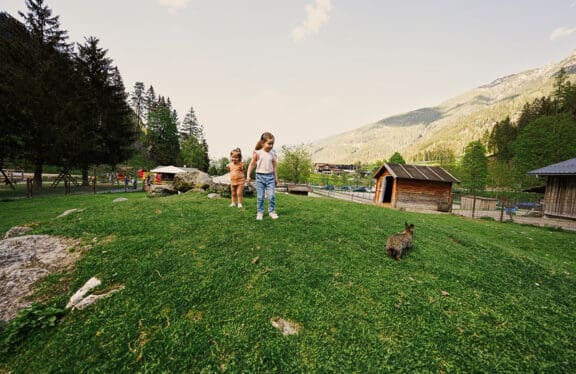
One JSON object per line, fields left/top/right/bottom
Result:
{"left": 26, "top": 178, "right": 33, "bottom": 198}
{"left": 92, "top": 168, "right": 97, "bottom": 194}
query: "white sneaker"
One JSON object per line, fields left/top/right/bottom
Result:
{"left": 238, "top": 203, "right": 243, "bottom": 208}
{"left": 256, "top": 212, "right": 263, "bottom": 220}
{"left": 269, "top": 211, "right": 279, "bottom": 219}
{"left": 229, "top": 203, "right": 236, "bottom": 207}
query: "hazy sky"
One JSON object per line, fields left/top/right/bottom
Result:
{"left": 3, "top": 0, "right": 576, "bottom": 159}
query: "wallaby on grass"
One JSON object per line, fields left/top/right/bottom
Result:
{"left": 386, "top": 222, "right": 414, "bottom": 260}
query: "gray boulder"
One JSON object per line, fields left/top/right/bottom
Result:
{"left": 172, "top": 169, "right": 212, "bottom": 192}
{"left": 148, "top": 184, "right": 177, "bottom": 197}
{"left": 210, "top": 173, "right": 255, "bottom": 196}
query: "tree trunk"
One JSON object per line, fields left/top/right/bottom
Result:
{"left": 82, "top": 166, "right": 90, "bottom": 186}
{"left": 471, "top": 193, "right": 477, "bottom": 218}
{"left": 33, "top": 162, "right": 43, "bottom": 190}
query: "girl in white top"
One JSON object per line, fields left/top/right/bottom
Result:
{"left": 246, "top": 132, "right": 279, "bottom": 220}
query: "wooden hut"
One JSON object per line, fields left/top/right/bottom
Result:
{"left": 287, "top": 184, "right": 313, "bottom": 196}
{"left": 527, "top": 158, "right": 576, "bottom": 219}
{"left": 460, "top": 196, "right": 498, "bottom": 211}
{"left": 373, "top": 163, "right": 460, "bottom": 211}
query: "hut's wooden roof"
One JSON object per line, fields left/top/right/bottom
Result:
{"left": 373, "top": 163, "right": 460, "bottom": 183}
{"left": 527, "top": 158, "right": 576, "bottom": 176}
{"left": 287, "top": 184, "right": 313, "bottom": 193}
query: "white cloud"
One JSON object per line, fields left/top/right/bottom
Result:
{"left": 291, "top": 0, "right": 332, "bottom": 43}
{"left": 158, "top": 0, "right": 191, "bottom": 14}
{"left": 550, "top": 26, "right": 576, "bottom": 41}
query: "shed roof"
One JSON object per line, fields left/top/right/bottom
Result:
{"left": 287, "top": 184, "right": 313, "bottom": 193}
{"left": 526, "top": 158, "right": 576, "bottom": 176}
{"left": 373, "top": 163, "right": 460, "bottom": 183}
{"left": 150, "top": 165, "right": 187, "bottom": 174}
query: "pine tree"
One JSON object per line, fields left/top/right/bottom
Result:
{"left": 488, "top": 116, "right": 517, "bottom": 161}
{"left": 18, "top": 0, "right": 70, "bottom": 52}
{"left": 17, "top": 0, "right": 72, "bottom": 189}
{"left": 145, "top": 86, "right": 157, "bottom": 119}
{"left": 388, "top": 152, "right": 406, "bottom": 164}
{"left": 181, "top": 106, "right": 203, "bottom": 139}
{"left": 130, "top": 82, "right": 146, "bottom": 129}
{"left": 461, "top": 141, "right": 488, "bottom": 194}
{"left": 105, "top": 67, "right": 138, "bottom": 165}
{"left": 147, "top": 100, "right": 180, "bottom": 165}
{"left": 0, "top": 12, "right": 34, "bottom": 170}
{"left": 75, "top": 38, "right": 137, "bottom": 184}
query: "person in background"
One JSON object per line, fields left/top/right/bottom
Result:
{"left": 246, "top": 132, "right": 279, "bottom": 220}
{"left": 145, "top": 175, "right": 151, "bottom": 191}
{"left": 227, "top": 147, "right": 245, "bottom": 208}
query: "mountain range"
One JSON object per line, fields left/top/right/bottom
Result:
{"left": 309, "top": 50, "right": 576, "bottom": 164}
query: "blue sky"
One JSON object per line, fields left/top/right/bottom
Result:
{"left": 3, "top": 0, "right": 576, "bottom": 159}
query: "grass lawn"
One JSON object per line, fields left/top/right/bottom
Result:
{"left": 1, "top": 191, "right": 575, "bottom": 372}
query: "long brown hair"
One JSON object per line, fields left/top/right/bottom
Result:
{"left": 255, "top": 132, "right": 275, "bottom": 150}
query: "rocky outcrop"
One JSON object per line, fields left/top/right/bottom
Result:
{"left": 147, "top": 184, "right": 178, "bottom": 197}
{"left": 172, "top": 169, "right": 212, "bottom": 192}
{"left": 0, "top": 235, "right": 81, "bottom": 320}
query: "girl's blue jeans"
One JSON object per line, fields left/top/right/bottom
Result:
{"left": 255, "top": 173, "right": 275, "bottom": 213}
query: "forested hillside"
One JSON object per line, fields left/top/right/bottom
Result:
{"left": 310, "top": 50, "right": 576, "bottom": 164}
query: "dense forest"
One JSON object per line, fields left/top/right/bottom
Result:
{"left": 0, "top": 0, "right": 209, "bottom": 189}
{"left": 485, "top": 68, "right": 576, "bottom": 189}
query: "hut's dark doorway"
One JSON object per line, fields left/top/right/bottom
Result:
{"left": 383, "top": 176, "right": 393, "bottom": 203}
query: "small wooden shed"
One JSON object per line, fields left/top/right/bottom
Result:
{"left": 460, "top": 196, "right": 498, "bottom": 211}
{"left": 287, "top": 184, "right": 313, "bottom": 196}
{"left": 527, "top": 158, "right": 576, "bottom": 219}
{"left": 373, "top": 163, "right": 460, "bottom": 211}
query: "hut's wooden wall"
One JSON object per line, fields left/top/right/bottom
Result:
{"left": 374, "top": 171, "right": 393, "bottom": 204}
{"left": 460, "top": 196, "right": 498, "bottom": 211}
{"left": 544, "top": 175, "right": 576, "bottom": 219}
{"left": 394, "top": 179, "right": 453, "bottom": 211}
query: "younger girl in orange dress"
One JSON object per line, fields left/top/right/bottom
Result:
{"left": 227, "top": 148, "right": 245, "bottom": 208}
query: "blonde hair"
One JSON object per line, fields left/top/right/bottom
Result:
{"left": 230, "top": 147, "right": 242, "bottom": 161}
{"left": 255, "top": 132, "right": 275, "bottom": 150}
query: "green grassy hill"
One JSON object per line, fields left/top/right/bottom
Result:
{"left": 1, "top": 192, "right": 575, "bottom": 372}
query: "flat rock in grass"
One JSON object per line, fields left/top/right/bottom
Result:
{"left": 58, "top": 208, "right": 83, "bottom": 218}
{"left": 0, "top": 235, "right": 82, "bottom": 320}
{"left": 66, "top": 277, "right": 101, "bottom": 309}
{"left": 66, "top": 276, "right": 124, "bottom": 311}
{"left": 270, "top": 317, "right": 301, "bottom": 335}
{"left": 73, "top": 290, "right": 123, "bottom": 310}
{"left": 207, "top": 193, "right": 220, "bottom": 199}
{"left": 113, "top": 197, "right": 128, "bottom": 203}
{"left": 4, "top": 226, "right": 32, "bottom": 239}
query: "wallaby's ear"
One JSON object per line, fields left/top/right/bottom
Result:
{"left": 409, "top": 224, "right": 414, "bottom": 230}
{"left": 404, "top": 222, "right": 409, "bottom": 229}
